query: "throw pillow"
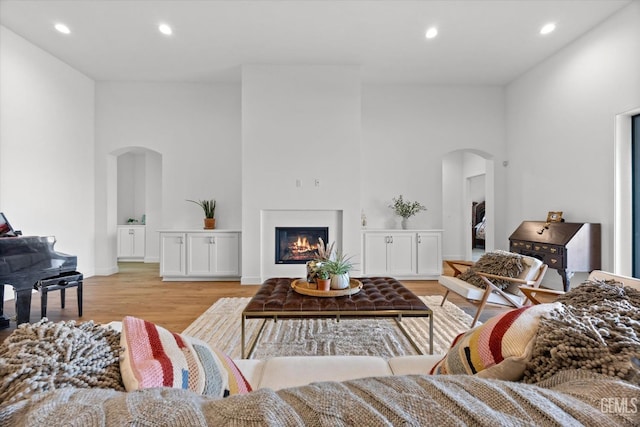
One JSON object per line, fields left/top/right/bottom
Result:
{"left": 457, "top": 250, "right": 524, "bottom": 290}
{"left": 0, "top": 319, "right": 124, "bottom": 405}
{"left": 120, "top": 316, "right": 251, "bottom": 397}
{"left": 429, "top": 302, "right": 561, "bottom": 381}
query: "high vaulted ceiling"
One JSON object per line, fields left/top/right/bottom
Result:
{"left": 0, "top": 0, "right": 631, "bottom": 84}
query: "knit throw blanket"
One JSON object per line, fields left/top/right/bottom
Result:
{"left": 0, "top": 319, "right": 124, "bottom": 405}
{"left": 524, "top": 279, "right": 640, "bottom": 385}
{"left": 1, "top": 370, "right": 637, "bottom": 426}
{"left": 457, "top": 250, "right": 524, "bottom": 290}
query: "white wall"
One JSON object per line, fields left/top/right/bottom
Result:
{"left": 95, "top": 82, "right": 241, "bottom": 274}
{"left": 506, "top": 1, "right": 640, "bottom": 283}
{"left": 241, "top": 65, "right": 362, "bottom": 284}
{"left": 361, "top": 86, "right": 506, "bottom": 256}
{"left": 0, "top": 26, "right": 96, "bottom": 276}
{"left": 117, "top": 152, "right": 146, "bottom": 225}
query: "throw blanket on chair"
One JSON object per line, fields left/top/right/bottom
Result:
{"left": 1, "top": 371, "right": 637, "bottom": 426}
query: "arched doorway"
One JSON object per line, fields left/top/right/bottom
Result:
{"left": 442, "top": 149, "right": 495, "bottom": 261}
{"left": 111, "top": 147, "right": 162, "bottom": 269}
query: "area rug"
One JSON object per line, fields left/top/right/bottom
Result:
{"left": 183, "top": 295, "right": 477, "bottom": 359}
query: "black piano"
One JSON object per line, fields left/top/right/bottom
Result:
{"left": 0, "top": 236, "right": 79, "bottom": 328}
{"left": 509, "top": 221, "right": 601, "bottom": 292}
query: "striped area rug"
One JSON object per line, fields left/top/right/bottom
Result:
{"left": 183, "top": 295, "right": 477, "bottom": 359}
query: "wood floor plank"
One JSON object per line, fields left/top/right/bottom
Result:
{"left": 0, "top": 262, "right": 510, "bottom": 343}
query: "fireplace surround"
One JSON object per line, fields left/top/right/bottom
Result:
{"left": 260, "top": 210, "right": 343, "bottom": 281}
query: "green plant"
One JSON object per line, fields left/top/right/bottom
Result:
{"left": 316, "top": 264, "right": 330, "bottom": 280}
{"left": 389, "top": 195, "right": 427, "bottom": 219}
{"left": 186, "top": 199, "right": 216, "bottom": 218}
{"left": 324, "top": 252, "right": 355, "bottom": 275}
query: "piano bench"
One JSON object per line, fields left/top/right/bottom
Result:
{"left": 34, "top": 272, "right": 83, "bottom": 319}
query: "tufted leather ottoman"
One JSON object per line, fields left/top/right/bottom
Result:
{"left": 241, "top": 277, "right": 433, "bottom": 358}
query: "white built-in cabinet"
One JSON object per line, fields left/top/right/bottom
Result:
{"left": 117, "top": 225, "right": 145, "bottom": 261}
{"left": 159, "top": 230, "right": 241, "bottom": 280}
{"left": 362, "top": 230, "right": 442, "bottom": 279}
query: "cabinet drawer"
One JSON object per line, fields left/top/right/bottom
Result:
{"left": 536, "top": 244, "right": 562, "bottom": 255}
{"left": 510, "top": 240, "right": 530, "bottom": 249}
{"left": 543, "top": 254, "right": 564, "bottom": 268}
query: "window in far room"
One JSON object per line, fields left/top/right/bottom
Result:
{"left": 633, "top": 114, "right": 640, "bottom": 276}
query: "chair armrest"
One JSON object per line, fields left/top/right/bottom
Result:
{"left": 444, "top": 260, "right": 474, "bottom": 277}
{"left": 476, "top": 271, "right": 535, "bottom": 285}
{"left": 519, "top": 286, "right": 565, "bottom": 305}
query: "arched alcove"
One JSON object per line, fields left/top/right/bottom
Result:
{"left": 110, "top": 146, "right": 163, "bottom": 268}
{"left": 442, "top": 149, "right": 495, "bottom": 261}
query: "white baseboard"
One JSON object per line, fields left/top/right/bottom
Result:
{"left": 241, "top": 276, "right": 262, "bottom": 285}
{"left": 95, "top": 265, "right": 119, "bottom": 276}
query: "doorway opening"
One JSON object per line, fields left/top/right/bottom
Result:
{"left": 112, "top": 147, "right": 162, "bottom": 268}
{"left": 442, "top": 150, "right": 494, "bottom": 261}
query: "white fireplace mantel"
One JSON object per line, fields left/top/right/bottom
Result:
{"left": 260, "top": 209, "right": 343, "bottom": 281}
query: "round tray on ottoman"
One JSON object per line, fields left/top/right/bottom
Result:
{"left": 291, "top": 278, "right": 363, "bottom": 297}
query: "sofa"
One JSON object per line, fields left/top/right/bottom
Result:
{"left": 1, "top": 270, "right": 639, "bottom": 426}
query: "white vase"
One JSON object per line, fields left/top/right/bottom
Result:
{"left": 330, "top": 273, "right": 350, "bottom": 290}
{"left": 401, "top": 218, "right": 408, "bottom": 229}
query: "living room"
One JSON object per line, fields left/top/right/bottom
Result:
{"left": 1, "top": 0, "right": 638, "bottom": 292}
{"left": 1, "top": 2, "right": 640, "bottom": 424}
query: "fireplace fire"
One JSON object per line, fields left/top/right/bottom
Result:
{"left": 275, "top": 227, "right": 329, "bottom": 264}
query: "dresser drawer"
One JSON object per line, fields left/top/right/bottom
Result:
{"left": 509, "top": 240, "right": 566, "bottom": 269}
{"left": 535, "top": 244, "right": 563, "bottom": 255}
{"left": 542, "top": 254, "right": 565, "bottom": 269}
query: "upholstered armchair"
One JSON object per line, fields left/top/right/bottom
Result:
{"left": 439, "top": 251, "right": 548, "bottom": 327}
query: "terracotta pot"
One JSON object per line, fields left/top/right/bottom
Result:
{"left": 204, "top": 218, "right": 216, "bottom": 229}
{"left": 316, "top": 278, "right": 331, "bottom": 291}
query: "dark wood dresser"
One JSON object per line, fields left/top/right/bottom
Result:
{"left": 509, "top": 221, "right": 601, "bottom": 291}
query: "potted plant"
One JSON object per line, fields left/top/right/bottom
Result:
{"left": 306, "top": 238, "right": 335, "bottom": 283}
{"left": 324, "top": 252, "right": 355, "bottom": 290}
{"left": 315, "top": 265, "right": 331, "bottom": 291}
{"left": 389, "top": 195, "right": 427, "bottom": 229}
{"left": 186, "top": 199, "right": 216, "bottom": 229}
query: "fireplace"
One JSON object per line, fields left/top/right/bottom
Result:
{"left": 275, "top": 227, "right": 329, "bottom": 264}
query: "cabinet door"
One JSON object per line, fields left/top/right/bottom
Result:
{"left": 363, "top": 233, "right": 390, "bottom": 275}
{"left": 160, "top": 233, "right": 186, "bottom": 276}
{"left": 212, "top": 233, "right": 240, "bottom": 275}
{"left": 387, "top": 233, "right": 416, "bottom": 275}
{"left": 132, "top": 228, "right": 145, "bottom": 258}
{"left": 417, "top": 232, "right": 442, "bottom": 276}
{"left": 117, "top": 228, "right": 134, "bottom": 257}
{"left": 187, "top": 233, "right": 215, "bottom": 276}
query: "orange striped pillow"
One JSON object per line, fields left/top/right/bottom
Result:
{"left": 430, "top": 303, "right": 561, "bottom": 381}
{"left": 120, "top": 316, "right": 251, "bottom": 397}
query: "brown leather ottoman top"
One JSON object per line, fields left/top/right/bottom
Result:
{"left": 243, "top": 277, "right": 429, "bottom": 316}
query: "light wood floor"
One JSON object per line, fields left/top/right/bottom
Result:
{"left": 0, "top": 263, "right": 510, "bottom": 342}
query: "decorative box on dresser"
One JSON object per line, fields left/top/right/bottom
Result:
{"left": 159, "top": 230, "right": 241, "bottom": 281}
{"left": 509, "top": 221, "right": 601, "bottom": 292}
{"left": 361, "top": 230, "right": 443, "bottom": 279}
{"left": 117, "top": 225, "right": 145, "bottom": 261}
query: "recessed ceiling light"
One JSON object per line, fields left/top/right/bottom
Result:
{"left": 158, "top": 23, "right": 173, "bottom": 36}
{"left": 540, "top": 23, "right": 556, "bottom": 35}
{"left": 54, "top": 23, "right": 71, "bottom": 34}
{"left": 425, "top": 27, "right": 438, "bottom": 39}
